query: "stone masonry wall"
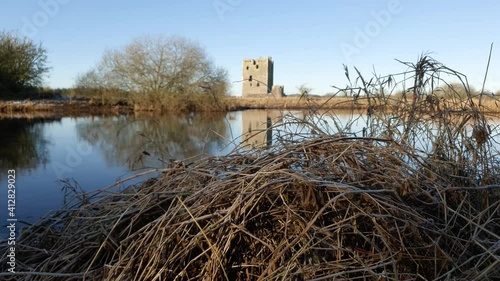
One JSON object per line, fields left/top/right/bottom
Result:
{"left": 242, "top": 57, "right": 274, "bottom": 97}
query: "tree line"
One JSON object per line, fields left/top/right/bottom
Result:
{"left": 0, "top": 31, "right": 229, "bottom": 110}
{"left": 0, "top": 31, "right": 49, "bottom": 96}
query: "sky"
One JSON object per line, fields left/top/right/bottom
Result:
{"left": 1, "top": 0, "right": 499, "bottom": 95}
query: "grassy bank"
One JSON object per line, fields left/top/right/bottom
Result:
{"left": 2, "top": 94, "right": 498, "bottom": 114}
{"left": 225, "top": 95, "right": 500, "bottom": 112}
{"left": 0, "top": 96, "right": 362, "bottom": 114}
{"left": 0, "top": 100, "right": 133, "bottom": 115}
{"left": 224, "top": 96, "right": 370, "bottom": 111}
{"left": 0, "top": 87, "right": 231, "bottom": 113}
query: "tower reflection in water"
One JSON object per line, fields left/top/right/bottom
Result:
{"left": 241, "top": 110, "right": 284, "bottom": 149}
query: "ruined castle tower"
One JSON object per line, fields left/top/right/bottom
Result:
{"left": 242, "top": 57, "right": 274, "bottom": 97}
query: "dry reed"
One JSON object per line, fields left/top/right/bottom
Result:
{"left": 1, "top": 55, "right": 499, "bottom": 280}
{"left": 0, "top": 135, "right": 498, "bottom": 280}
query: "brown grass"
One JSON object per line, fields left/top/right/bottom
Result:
{"left": 231, "top": 96, "right": 500, "bottom": 113}
{"left": 224, "top": 96, "right": 372, "bottom": 111}
{"left": 1, "top": 94, "right": 499, "bottom": 114}
{"left": 1, "top": 54, "right": 499, "bottom": 280}
{"left": 0, "top": 100, "right": 133, "bottom": 115}
{"left": 0, "top": 136, "right": 498, "bottom": 280}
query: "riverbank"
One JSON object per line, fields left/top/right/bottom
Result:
{"left": 2, "top": 95, "right": 499, "bottom": 115}
{"left": 0, "top": 96, "right": 367, "bottom": 113}
{"left": 224, "top": 96, "right": 371, "bottom": 110}
{"left": 227, "top": 95, "right": 500, "bottom": 113}
{"left": 0, "top": 99, "right": 133, "bottom": 115}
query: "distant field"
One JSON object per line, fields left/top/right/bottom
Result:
{"left": 0, "top": 95, "right": 498, "bottom": 114}
{"left": 224, "top": 96, "right": 371, "bottom": 111}
{"left": 225, "top": 95, "right": 500, "bottom": 113}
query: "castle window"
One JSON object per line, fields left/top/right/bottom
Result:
{"left": 253, "top": 60, "right": 256, "bottom": 65}
{"left": 246, "top": 66, "right": 249, "bottom": 70}
{"left": 257, "top": 82, "right": 260, "bottom": 87}
{"left": 256, "top": 64, "right": 259, "bottom": 69}
{"left": 249, "top": 75, "right": 253, "bottom": 81}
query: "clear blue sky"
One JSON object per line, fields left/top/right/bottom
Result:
{"left": 1, "top": 0, "right": 499, "bottom": 95}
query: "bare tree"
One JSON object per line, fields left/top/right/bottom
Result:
{"left": 297, "top": 83, "right": 312, "bottom": 97}
{"left": 76, "top": 35, "right": 228, "bottom": 97}
{"left": 438, "top": 82, "right": 478, "bottom": 98}
{"left": 75, "top": 69, "right": 102, "bottom": 89}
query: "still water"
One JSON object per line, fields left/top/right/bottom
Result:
{"left": 1, "top": 109, "right": 496, "bottom": 238}
{"left": 2, "top": 110, "right": 358, "bottom": 237}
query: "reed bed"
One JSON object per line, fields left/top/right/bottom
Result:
{"left": 1, "top": 55, "right": 499, "bottom": 280}
{"left": 0, "top": 136, "right": 498, "bottom": 280}
{"left": 224, "top": 96, "right": 374, "bottom": 111}
{"left": 0, "top": 100, "right": 133, "bottom": 114}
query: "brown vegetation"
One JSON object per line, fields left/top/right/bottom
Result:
{"left": 224, "top": 96, "right": 370, "bottom": 111}
{"left": 226, "top": 95, "right": 500, "bottom": 113}
{"left": 0, "top": 55, "right": 499, "bottom": 280}
{"left": 2, "top": 93, "right": 497, "bottom": 115}
{"left": 0, "top": 100, "right": 132, "bottom": 115}
{"left": 0, "top": 136, "right": 498, "bottom": 280}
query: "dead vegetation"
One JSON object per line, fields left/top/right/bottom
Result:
{"left": 0, "top": 55, "right": 499, "bottom": 280}
{"left": 224, "top": 96, "right": 371, "bottom": 111}
{"left": 1, "top": 137, "right": 498, "bottom": 280}
{"left": 0, "top": 100, "right": 133, "bottom": 115}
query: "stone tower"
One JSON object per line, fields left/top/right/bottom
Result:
{"left": 242, "top": 57, "right": 274, "bottom": 97}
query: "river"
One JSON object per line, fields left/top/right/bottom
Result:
{"left": 0, "top": 109, "right": 498, "bottom": 238}
{"left": 0, "top": 109, "right": 341, "bottom": 237}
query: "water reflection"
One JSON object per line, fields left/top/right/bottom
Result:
{"left": 0, "top": 110, "right": 498, "bottom": 239}
{"left": 0, "top": 117, "right": 53, "bottom": 175}
{"left": 0, "top": 112, "right": 234, "bottom": 238}
{"left": 75, "top": 112, "right": 230, "bottom": 169}
{"left": 241, "top": 110, "right": 355, "bottom": 148}
{"left": 241, "top": 110, "right": 278, "bottom": 148}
